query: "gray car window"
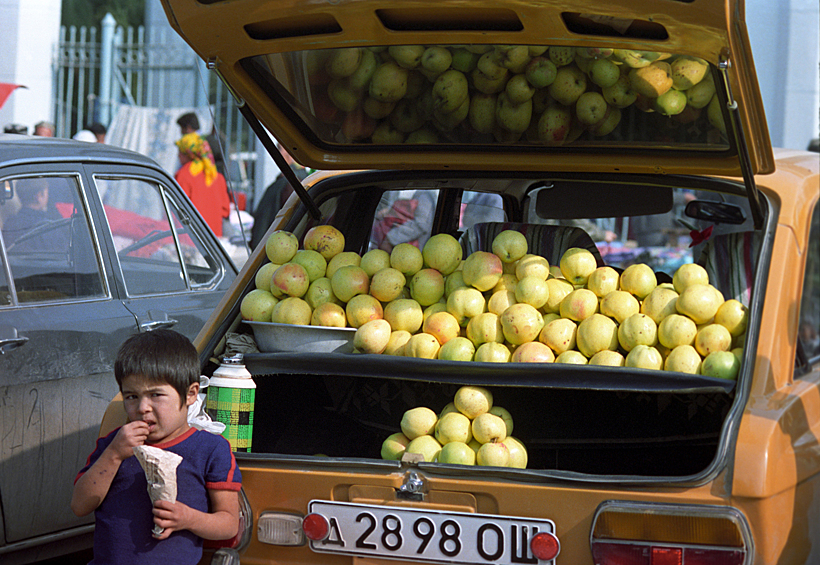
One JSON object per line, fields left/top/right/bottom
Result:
{"left": 0, "top": 175, "right": 104, "bottom": 304}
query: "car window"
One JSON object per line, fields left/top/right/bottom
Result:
{"left": 797, "top": 201, "right": 820, "bottom": 373}
{"left": 95, "top": 176, "right": 222, "bottom": 295}
{"left": 369, "top": 189, "right": 439, "bottom": 252}
{"left": 0, "top": 175, "right": 105, "bottom": 305}
{"left": 460, "top": 191, "right": 506, "bottom": 232}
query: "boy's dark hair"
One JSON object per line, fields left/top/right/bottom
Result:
{"left": 176, "top": 112, "right": 200, "bottom": 131}
{"left": 88, "top": 122, "right": 107, "bottom": 136}
{"left": 115, "top": 329, "right": 199, "bottom": 405}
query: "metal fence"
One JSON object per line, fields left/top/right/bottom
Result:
{"left": 52, "top": 13, "right": 257, "bottom": 199}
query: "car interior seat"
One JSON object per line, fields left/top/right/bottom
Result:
{"left": 696, "top": 230, "right": 761, "bottom": 306}
{"left": 461, "top": 221, "right": 604, "bottom": 268}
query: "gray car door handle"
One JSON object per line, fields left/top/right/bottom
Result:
{"left": 139, "top": 319, "right": 179, "bottom": 332}
{"left": 0, "top": 336, "right": 29, "bottom": 354}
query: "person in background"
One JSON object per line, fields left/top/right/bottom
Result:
{"left": 176, "top": 112, "right": 228, "bottom": 177}
{"left": 33, "top": 121, "right": 55, "bottom": 137}
{"left": 2, "top": 178, "right": 51, "bottom": 250}
{"left": 175, "top": 132, "right": 230, "bottom": 237}
{"left": 89, "top": 122, "right": 107, "bottom": 143}
{"left": 250, "top": 143, "right": 307, "bottom": 249}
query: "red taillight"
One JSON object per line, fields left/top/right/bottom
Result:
{"left": 302, "top": 512, "right": 330, "bottom": 541}
{"left": 530, "top": 531, "right": 561, "bottom": 560}
{"left": 591, "top": 542, "right": 746, "bottom": 565}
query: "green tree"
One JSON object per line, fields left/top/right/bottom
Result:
{"left": 61, "top": 0, "right": 145, "bottom": 29}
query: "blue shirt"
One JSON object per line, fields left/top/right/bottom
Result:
{"left": 77, "top": 427, "right": 241, "bottom": 565}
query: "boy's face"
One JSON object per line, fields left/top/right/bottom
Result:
{"left": 121, "top": 375, "right": 199, "bottom": 444}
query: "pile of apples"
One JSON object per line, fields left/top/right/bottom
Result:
{"left": 242, "top": 224, "right": 747, "bottom": 380}
{"left": 381, "top": 385, "right": 527, "bottom": 468}
{"left": 305, "top": 44, "right": 725, "bottom": 145}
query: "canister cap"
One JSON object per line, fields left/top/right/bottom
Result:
{"left": 221, "top": 354, "right": 245, "bottom": 366}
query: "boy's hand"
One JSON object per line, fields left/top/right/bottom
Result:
{"left": 109, "top": 421, "right": 150, "bottom": 461}
{"left": 151, "top": 500, "right": 194, "bottom": 539}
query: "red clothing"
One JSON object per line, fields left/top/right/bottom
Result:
{"left": 175, "top": 162, "right": 230, "bottom": 237}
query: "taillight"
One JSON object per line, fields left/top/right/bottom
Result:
{"left": 204, "top": 487, "right": 254, "bottom": 552}
{"left": 590, "top": 501, "right": 751, "bottom": 565}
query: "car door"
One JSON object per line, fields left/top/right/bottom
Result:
{"left": 87, "top": 164, "right": 236, "bottom": 339}
{"left": 0, "top": 165, "right": 137, "bottom": 545}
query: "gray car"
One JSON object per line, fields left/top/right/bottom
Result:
{"left": 0, "top": 134, "right": 237, "bottom": 564}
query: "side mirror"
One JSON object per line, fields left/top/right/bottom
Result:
{"left": 684, "top": 200, "right": 746, "bottom": 225}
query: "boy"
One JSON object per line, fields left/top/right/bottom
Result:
{"left": 72, "top": 329, "right": 241, "bottom": 564}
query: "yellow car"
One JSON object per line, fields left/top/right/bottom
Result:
{"left": 110, "top": 0, "right": 819, "bottom": 563}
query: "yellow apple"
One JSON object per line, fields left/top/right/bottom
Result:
{"left": 265, "top": 230, "right": 299, "bottom": 264}
{"left": 384, "top": 330, "right": 412, "bottom": 356}
{"left": 515, "top": 275, "right": 550, "bottom": 309}
{"left": 658, "top": 313, "right": 698, "bottom": 349}
{"left": 715, "top": 299, "right": 748, "bottom": 337}
{"left": 539, "top": 317, "right": 577, "bottom": 355}
{"left": 383, "top": 298, "right": 423, "bottom": 333}
{"left": 625, "top": 344, "right": 663, "bottom": 370}
{"left": 618, "top": 313, "right": 659, "bottom": 352}
{"left": 360, "top": 248, "right": 391, "bottom": 277}
{"left": 472, "top": 413, "right": 507, "bottom": 444}
{"left": 502, "top": 436, "right": 528, "bottom": 469}
{"left": 559, "top": 247, "right": 597, "bottom": 286}
{"left": 454, "top": 385, "right": 493, "bottom": 419}
{"left": 462, "top": 251, "right": 504, "bottom": 291}
{"left": 405, "top": 435, "right": 442, "bottom": 462}
{"left": 447, "top": 287, "right": 487, "bottom": 326}
{"left": 435, "top": 411, "right": 473, "bottom": 444}
{"left": 390, "top": 242, "right": 424, "bottom": 277}
{"left": 587, "top": 266, "right": 620, "bottom": 298}
{"left": 589, "top": 350, "right": 625, "bottom": 367}
{"left": 466, "top": 311, "right": 505, "bottom": 347}
{"left": 354, "top": 319, "right": 392, "bottom": 354}
{"left": 600, "top": 290, "right": 640, "bottom": 324}
{"left": 310, "top": 302, "right": 347, "bottom": 328}
{"left": 410, "top": 268, "right": 445, "bottom": 306}
{"left": 303, "top": 225, "right": 345, "bottom": 261}
{"left": 694, "top": 323, "right": 732, "bottom": 357}
{"left": 619, "top": 263, "right": 657, "bottom": 300}
{"left": 381, "top": 432, "right": 410, "bottom": 460}
{"left": 438, "top": 336, "right": 476, "bottom": 361}
{"left": 423, "top": 311, "right": 461, "bottom": 345}
{"left": 487, "top": 289, "right": 517, "bottom": 316}
{"left": 500, "top": 303, "right": 545, "bottom": 345}
{"left": 542, "top": 278, "right": 574, "bottom": 313}
{"left": 559, "top": 288, "right": 599, "bottom": 322}
{"left": 664, "top": 344, "right": 702, "bottom": 374}
{"left": 422, "top": 233, "right": 463, "bottom": 275}
{"left": 438, "top": 442, "right": 476, "bottom": 465}
{"left": 331, "top": 265, "right": 370, "bottom": 302}
{"left": 240, "top": 289, "right": 278, "bottom": 322}
{"left": 577, "top": 313, "right": 619, "bottom": 358}
{"left": 492, "top": 229, "right": 528, "bottom": 263}
{"left": 272, "top": 262, "right": 310, "bottom": 298}
{"left": 515, "top": 253, "right": 550, "bottom": 281}
{"left": 370, "top": 267, "right": 407, "bottom": 303}
{"left": 676, "top": 283, "right": 724, "bottom": 325}
{"left": 291, "top": 249, "right": 328, "bottom": 282}
{"left": 326, "top": 250, "right": 361, "bottom": 279}
{"left": 673, "top": 262, "right": 709, "bottom": 293}
{"left": 346, "top": 294, "right": 383, "bottom": 328}
{"left": 640, "top": 286, "right": 679, "bottom": 324}
{"left": 476, "top": 442, "right": 510, "bottom": 467}
{"left": 400, "top": 406, "right": 438, "bottom": 440}
{"left": 474, "top": 342, "right": 512, "bottom": 362}
{"left": 254, "top": 262, "right": 279, "bottom": 292}
{"left": 555, "top": 350, "right": 588, "bottom": 364}
{"left": 272, "top": 296, "right": 312, "bottom": 325}
{"left": 404, "top": 332, "right": 441, "bottom": 359}
{"left": 493, "top": 273, "right": 518, "bottom": 294}
{"left": 511, "top": 341, "right": 555, "bottom": 363}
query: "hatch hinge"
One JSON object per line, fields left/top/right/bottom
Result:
{"left": 717, "top": 53, "right": 763, "bottom": 229}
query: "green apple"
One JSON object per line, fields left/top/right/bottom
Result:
{"left": 409, "top": 268, "right": 445, "bottom": 307}
{"left": 405, "top": 435, "right": 442, "bottom": 462}
{"left": 370, "top": 121, "right": 405, "bottom": 144}
{"left": 450, "top": 47, "right": 480, "bottom": 73}
{"left": 548, "top": 65, "right": 588, "bottom": 105}
{"left": 389, "top": 99, "right": 426, "bottom": 133}
{"left": 670, "top": 56, "right": 709, "bottom": 91}
{"left": 388, "top": 45, "right": 425, "bottom": 69}
{"left": 363, "top": 96, "right": 396, "bottom": 119}
{"left": 575, "top": 91, "right": 609, "bottom": 125}
{"left": 254, "top": 262, "right": 279, "bottom": 292}
{"left": 590, "top": 58, "right": 621, "bottom": 88}
{"left": 686, "top": 71, "right": 716, "bottom": 109}
{"left": 346, "top": 48, "right": 378, "bottom": 91}
{"left": 654, "top": 88, "right": 688, "bottom": 116}
{"left": 438, "top": 336, "right": 476, "bottom": 362}
{"left": 471, "top": 66, "right": 509, "bottom": 95}
{"left": 369, "top": 62, "right": 409, "bottom": 103}
{"left": 707, "top": 93, "right": 726, "bottom": 134}
{"left": 305, "top": 277, "right": 340, "bottom": 310}
{"left": 433, "top": 69, "right": 469, "bottom": 113}
{"left": 469, "top": 92, "right": 498, "bottom": 134}
{"left": 326, "top": 47, "right": 362, "bottom": 78}
{"left": 421, "top": 46, "right": 453, "bottom": 74}
{"left": 525, "top": 56, "right": 558, "bottom": 88}
{"left": 602, "top": 74, "right": 638, "bottom": 108}
{"left": 438, "top": 441, "right": 476, "bottom": 465}
{"left": 292, "top": 249, "right": 328, "bottom": 283}
{"left": 381, "top": 432, "right": 410, "bottom": 460}
{"left": 477, "top": 50, "right": 509, "bottom": 80}
{"left": 240, "top": 289, "right": 278, "bottom": 322}
{"left": 496, "top": 92, "right": 533, "bottom": 134}
{"left": 497, "top": 45, "right": 531, "bottom": 71}
{"left": 700, "top": 350, "right": 740, "bottom": 380}
{"left": 506, "top": 73, "right": 536, "bottom": 104}
{"left": 590, "top": 107, "right": 621, "bottom": 136}
{"left": 548, "top": 46, "right": 575, "bottom": 66}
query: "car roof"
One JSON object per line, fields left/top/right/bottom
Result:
{"left": 0, "top": 134, "right": 166, "bottom": 171}
{"left": 160, "top": 0, "right": 773, "bottom": 181}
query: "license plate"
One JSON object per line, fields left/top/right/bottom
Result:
{"left": 307, "top": 500, "right": 556, "bottom": 564}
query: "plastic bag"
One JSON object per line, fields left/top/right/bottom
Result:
{"left": 187, "top": 375, "right": 226, "bottom": 434}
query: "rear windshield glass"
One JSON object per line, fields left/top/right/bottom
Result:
{"left": 243, "top": 44, "right": 728, "bottom": 151}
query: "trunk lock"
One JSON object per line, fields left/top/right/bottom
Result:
{"left": 397, "top": 471, "right": 425, "bottom": 501}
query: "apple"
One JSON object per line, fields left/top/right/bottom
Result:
{"left": 326, "top": 47, "right": 362, "bottom": 78}
{"left": 346, "top": 293, "right": 383, "bottom": 328}
{"left": 466, "top": 311, "right": 505, "bottom": 347}
{"left": 548, "top": 64, "right": 587, "bottom": 105}
{"left": 390, "top": 242, "right": 424, "bottom": 277}
{"left": 640, "top": 287, "right": 680, "bottom": 324}
{"left": 575, "top": 91, "right": 609, "bottom": 126}
{"left": 410, "top": 268, "right": 446, "bottom": 307}
{"left": 254, "top": 262, "right": 279, "bottom": 292}
{"left": 474, "top": 342, "right": 512, "bottom": 363}
{"left": 511, "top": 341, "right": 555, "bottom": 363}
{"left": 492, "top": 230, "right": 528, "bottom": 264}
{"left": 462, "top": 251, "right": 504, "bottom": 292}
{"left": 383, "top": 298, "right": 423, "bottom": 334}
{"left": 476, "top": 442, "right": 510, "bottom": 467}
{"left": 618, "top": 313, "right": 659, "bottom": 352}
{"left": 354, "top": 319, "right": 392, "bottom": 354}
{"left": 445, "top": 270, "right": 468, "bottom": 297}
{"left": 625, "top": 344, "right": 663, "bottom": 370}
{"left": 404, "top": 332, "right": 441, "bottom": 359}
{"left": 600, "top": 290, "right": 640, "bottom": 324}
{"left": 405, "top": 435, "right": 442, "bottom": 463}
{"left": 686, "top": 71, "right": 716, "bottom": 109}
{"left": 438, "top": 336, "right": 476, "bottom": 361}
{"left": 310, "top": 302, "right": 347, "bottom": 328}
{"left": 560, "top": 247, "right": 597, "bottom": 286}
{"left": 543, "top": 278, "right": 575, "bottom": 314}
{"left": 658, "top": 313, "right": 698, "bottom": 349}
{"left": 401, "top": 406, "right": 438, "bottom": 440}
{"left": 515, "top": 276, "right": 550, "bottom": 309}
{"left": 587, "top": 266, "right": 620, "bottom": 298}
{"left": 439, "top": 402, "right": 459, "bottom": 418}
{"left": 326, "top": 251, "right": 361, "bottom": 279}
{"left": 670, "top": 56, "right": 709, "bottom": 90}
{"left": 664, "top": 344, "right": 702, "bottom": 374}
{"left": 539, "top": 317, "right": 577, "bottom": 355}
{"left": 525, "top": 56, "right": 558, "bottom": 88}
{"left": 331, "top": 265, "right": 370, "bottom": 302}
{"left": 370, "top": 268, "right": 407, "bottom": 303}
{"left": 389, "top": 45, "right": 425, "bottom": 69}
{"left": 629, "top": 61, "right": 673, "bottom": 98}
{"left": 469, "top": 92, "right": 498, "bottom": 134}
{"left": 694, "top": 323, "right": 732, "bottom": 357}
{"left": 516, "top": 254, "right": 550, "bottom": 281}
{"left": 653, "top": 89, "right": 688, "bottom": 116}
{"left": 360, "top": 249, "right": 391, "bottom": 277}
{"left": 602, "top": 74, "right": 638, "bottom": 108}
{"left": 590, "top": 58, "right": 621, "bottom": 88}
{"left": 673, "top": 263, "right": 710, "bottom": 293}
{"left": 271, "top": 297, "right": 312, "bottom": 326}
{"left": 423, "top": 311, "right": 461, "bottom": 345}
{"left": 422, "top": 233, "right": 463, "bottom": 275}
{"left": 435, "top": 412, "right": 473, "bottom": 445}
{"left": 715, "top": 299, "right": 748, "bottom": 337}
{"left": 423, "top": 302, "right": 449, "bottom": 322}
{"left": 454, "top": 385, "right": 493, "bottom": 419}
{"left": 363, "top": 96, "right": 396, "bottom": 119}
{"left": 555, "top": 350, "right": 588, "bottom": 364}
{"left": 577, "top": 313, "right": 620, "bottom": 358}
{"left": 676, "top": 284, "right": 724, "bottom": 325}
{"left": 381, "top": 432, "right": 410, "bottom": 460}
{"left": 493, "top": 273, "right": 518, "bottom": 294}
{"left": 472, "top": 412, "right": 507, "bottom": 444}
{"left": 500, "top": 303, "right": 545, "bottom": 345}
{"left": 537, "top": 104, "right": 573, "bottom": 144}
{"left": 559, "top": 288, "right": 599, "bottom": 322}
{"left": 240, "top": 289, "right": 278, "bottom": 322}
{"left": 502, "top": 436, "right": 528, "bottom": 469}
{"left": 505, "top": 73, "right": 536, "bottom": 105}
{"left": 384, "top": 330, "right": 412, "bottom": 356}
{"left": 304, "top": 277, "right": 340, "bottom": 310}
{"left": 701, "top": 350, "right": 740, "bottom": 380}
{"left": 496, "top": 92, "right": 533, "bottom": 134}
{"left": 589, "top": 350, "right": 625, "bottom": 367}
{"left": 619, "top": 263, "right": 657, "bottom": 300}
{"left": 271, "top": 262, "right": 310, "bottom": 298}
{"left": 421, "top": 45, "right": 453, "bottom": 75}
{"left": 303, "top": 225, "right": 346, "bottom": 261}
{"left": 438, "top": 441, "right": 476, "bottom": 465}
{"left": 369, "top": 61, "right": 409, "bottom": 102}
{"left": 265, "top": 230, "right": 299, "bottom": 264}
{"left": 450, "top": 47, "right": 480, "bottom": 73}
{"left": 548, "top": 46, "right": 575, "bottom": 67}
{"left": 487, "top": 289, "right": 517, "bottom": 316}
{"left": 446, "top": 287, "right": 486, "bottom": 327}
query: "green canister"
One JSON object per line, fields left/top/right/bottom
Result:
{"left": 206, "top": 354, "right": 256, "bottom": 452}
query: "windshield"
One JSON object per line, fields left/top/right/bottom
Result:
{"left": 243, "top": 44, "right": 728, "bottom": 151}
